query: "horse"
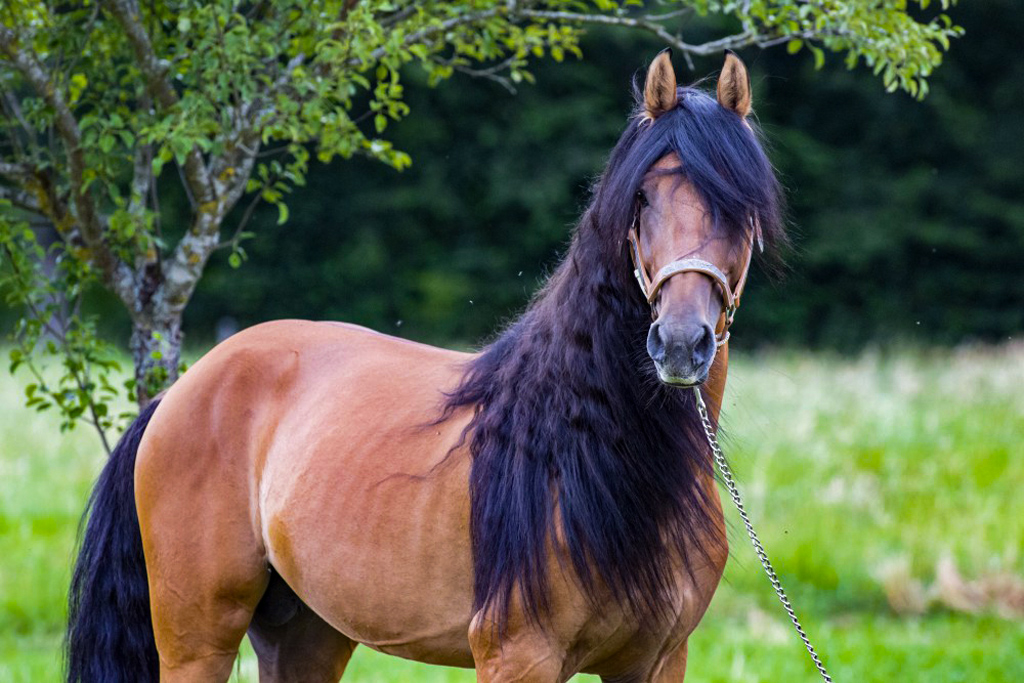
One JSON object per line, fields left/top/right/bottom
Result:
{"left": 66, "top": 49, "right": 785, "bottom": 682}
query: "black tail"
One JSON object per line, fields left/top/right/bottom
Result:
{"left": 66, "top": 399, "right": 162, "bottom": 683}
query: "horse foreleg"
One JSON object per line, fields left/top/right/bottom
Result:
{"left": 469, "top": 612, "right": 568, "bottom": 683}
{"left": 649, "top": 640, "right": 687, "bottom": 682}
{"left": 594, "top": 640, "right": 687, "bottom": 683}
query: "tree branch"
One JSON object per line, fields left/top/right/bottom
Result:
{"left": 0, "top": 183, "right": 40, "bottom": 213}
{"left": 444, "top": 55, "right": 520, "bottom": 94}
{"left": 103, "top": 0, "right": 252, "bottom": 325}
{"left": 378, "top": 5, "right": 418, "bottom": 29}
{"left": 128, "top": 142, "right": 152, "bottom": 219}
{"left": 0, "top": 88, "right": 31, "bottom": 134}
{"left": 215, "top": 187, "right": 262, "bottom": 252}
{"left": 518, "top": 9, "right": 759, "bottom": 58}
{"left": 0, "top": 89, "right": 33, "bottom": 156}
{"left": 0, "top": 160, "right": 30, "bottom": 178}
{"left": 358, "top": 8, "right": 504, "bottom": 65}
{"left": 103, "top": 0, "right": 216, "bottom": 209}
{"left": 0, "top": 160, "right": 76, "bottom": 237}
{"left": 128, "top": 140, "right": 159, "bottom": 277}
{"left": 160, "top": 136, "right": 257, "bottom": 317}
{"left": 102, "top": 0, "right": 177, "bottom": 110}
{"left": 357, "top": 5, "right": 786, "bottom": 76}
{"left": 0, "top": 24, "right": 134, "bottom": 303}
{"left": 102, "top": 1, "right": 274, "bottom": 322}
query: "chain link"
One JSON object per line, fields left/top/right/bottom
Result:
{"left": 693, "top": 387, "right": 834, "bottom": 683}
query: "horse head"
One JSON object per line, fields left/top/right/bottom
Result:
{"left": 626, "top": 50, "right": 772, "bottom": 386}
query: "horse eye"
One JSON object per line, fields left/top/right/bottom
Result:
{"left": 636, "top": 190, "right": 649, "bottom": 208}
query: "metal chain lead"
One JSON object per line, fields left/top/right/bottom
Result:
{"left": 693, "top": 387, "right": 834, "bottom": 683}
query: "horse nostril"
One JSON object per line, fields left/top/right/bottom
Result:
{"left": 691, "top": 324, "right": 716, "bottom": 367}
{"left": 647, "top": 322, "right": 667, "bottom": 363}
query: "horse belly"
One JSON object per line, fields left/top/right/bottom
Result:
{"left": 258, "top": 340, "right": 477, "bottom": 666}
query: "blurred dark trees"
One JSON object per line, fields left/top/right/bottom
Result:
{"left": 180, "top": 1, "right": 1022, "bottom": 349}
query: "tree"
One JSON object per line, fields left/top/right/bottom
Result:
{"left": 0, "top": 0, "right": 960, "bottom": 450}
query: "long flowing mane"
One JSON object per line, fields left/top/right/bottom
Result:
{"left": 444, "top": 85, "right": 786, "bottom": 629}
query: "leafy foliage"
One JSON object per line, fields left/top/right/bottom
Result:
{"left": 0, "top": 209, "right": 128, "bottom": 450}
{"left": 747, "top": 0, "right": 1024, "bottom": 347}
{"left": 200, "top": 1, "right": 1024, "bottom": 354}
{"left": 0, "top": 0, "right": 960, "bottom": 448}
{"left": 192, "top": 3, "right": 1020, "bottom": 352}
{"left": 737, "top": 0, "right": 962, "bottom": 98}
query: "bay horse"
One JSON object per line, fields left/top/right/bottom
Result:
{"left": 67, "top": 50, "right": 784, "bottom": 682}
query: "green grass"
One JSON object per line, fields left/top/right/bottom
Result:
{"left": 2, "top": 345, "right": 1022, "bottom": 682}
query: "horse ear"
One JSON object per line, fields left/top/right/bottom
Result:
{"left": 717, "top": 50, "right": 752, "bottom": 118}
{"left": 643, "top": 49, "right": 678, "bottom": 121}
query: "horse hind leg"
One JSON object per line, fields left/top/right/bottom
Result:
{"left": 144, "top": 522, "right": 270, "bottom": 682}
{"left": 248, "top": 570, "right": 357, "bottom": 682}
{"left": 137, "top": 421, "right": 272, "bottom": 680}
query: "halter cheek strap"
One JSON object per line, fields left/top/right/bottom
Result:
{"left": 627, "top": 225, "right": 753, "bottom": 347}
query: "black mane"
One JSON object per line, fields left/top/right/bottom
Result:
{"left": 444, "top": 85, "right": 785, "bottom": 628}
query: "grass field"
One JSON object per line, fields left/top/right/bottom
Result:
{"left": 1, "top": 344, "right": 1022, "bottom": 682}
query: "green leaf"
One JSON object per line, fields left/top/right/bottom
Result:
{"left": 277, "top": 202, "right": 289, "bottom": 225}
{"left": 99, "top": 134, "right": 116, "bottom": 154}
{"left": 810, "top": 45, "right": 825, "bottom": 69}
{"left": 69, "top": 73, "right": 88, "bottom": 104}
{"left": 787, "top": 39, "right": 803, "bottom": 55}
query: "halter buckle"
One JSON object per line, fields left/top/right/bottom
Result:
{"left": 724, "top": 302, "right": 738, "bottom": 327}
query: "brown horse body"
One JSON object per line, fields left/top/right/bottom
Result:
{"left": 138, "top": 320, "right": 727, "bottom": 681}
{"left": 68, "top": 50, "right": 787, "bottom": 683}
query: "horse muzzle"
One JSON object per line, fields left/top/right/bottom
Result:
{"left": 646, "top": 320, "right": 716, "bottom": 386}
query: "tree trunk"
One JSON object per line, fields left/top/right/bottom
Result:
{"left": 130, "top": 313, "right": 183, "bottom": 408}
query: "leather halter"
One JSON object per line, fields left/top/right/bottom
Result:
{"left": 626, "top": 214, "right": 756, "bottom": 348}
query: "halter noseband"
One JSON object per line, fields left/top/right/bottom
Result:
{"left": 626, "top": 215, "right": 756, "bottom": 348}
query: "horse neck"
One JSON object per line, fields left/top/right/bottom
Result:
{"left": 702, "top": 345, "right": 730, "bottom": 423}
